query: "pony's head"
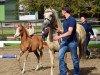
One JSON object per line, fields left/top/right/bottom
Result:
{"left": 14, "top": 23, "right": 29, "bottom": 38}
{"left": 42, "top": 8, "right": 59, "bottom": 40}
{"left": 42, "top": 8, "right": 58, "bottom": 30}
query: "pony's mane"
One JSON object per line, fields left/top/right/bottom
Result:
{"left": 45, "top": 8, "right": 62, "bottom": 29}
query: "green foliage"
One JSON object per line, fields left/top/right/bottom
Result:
{"left": 18, "top": 0, "right": 100, "bottom": 17}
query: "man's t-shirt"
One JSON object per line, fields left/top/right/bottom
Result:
{"left": 62, "top": 16, "right": 76, "bottom": 44}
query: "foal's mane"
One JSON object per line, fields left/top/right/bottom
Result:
{"left": 20, "top": 24, "right": 30, "bottom": 37}
{"left": 44, "top": 8, "right": 62, "bottom": 29}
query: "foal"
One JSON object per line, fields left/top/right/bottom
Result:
{"left": 14, "top": 24, "right": 43, "bottom": 73}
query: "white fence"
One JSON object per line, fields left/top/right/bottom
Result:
{"left": 0, "top": 41, "right": 21, "bottom": 47}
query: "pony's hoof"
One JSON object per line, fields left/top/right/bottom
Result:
{"left": 40, "top": 64, "right": 43, "bottom": 68}
{"left": 21, "top": 70, "right": 25, "bottom": 73}
{"left": 35, "top": 68, "right": 39, "bottom": 71}
{"left": 67, "top": 72, "right": 72, "bottom": 75}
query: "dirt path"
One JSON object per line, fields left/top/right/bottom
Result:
{"left": 0, "top": 48, "right": 100, "bottom": 75}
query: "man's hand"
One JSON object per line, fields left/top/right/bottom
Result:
{"left": 53, "top": 35, "right": 61, "bottom": 41}
{"left": 91, "top": 35, "right": 96, "bottom": 40}
{"left": 56, "top": 28, "right": 63, "bottom": 33}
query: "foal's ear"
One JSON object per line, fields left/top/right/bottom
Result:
{"left": 16, "top": 23, "right": 21, "bottom": 27}
{"left": 17, "top": 23, "right": 22, "bottom": 26}
{"left": 19, "top": 23, "right": 24, "bottom": 27}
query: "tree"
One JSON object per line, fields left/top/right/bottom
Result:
{"left": 17, "top": 0, "right": 100, "bottom": 18}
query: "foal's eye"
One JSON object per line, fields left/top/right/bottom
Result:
{"left": 19, "top": 28, "right": 22, "bottom": 31}
{"left": 50, "top": 14, "right": 52, "bottom": 17}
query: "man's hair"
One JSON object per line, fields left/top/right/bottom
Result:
{"left": 62, "top": 6, "right": 71, "bottom": 13}
{"left": 45, "top": 5, "right": 50, "bottom": 8}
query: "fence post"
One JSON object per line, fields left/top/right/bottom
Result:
{"left": 1, "top": 22, "right": 3, "bottom": 35}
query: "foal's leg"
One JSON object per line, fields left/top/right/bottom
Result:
{"left": 49, "top": 49, "right": 54, "bottom": 75}
{"left": 39, "top": 50, "right": 43, "bottom": 67}
{"left": 21, "top": 50, "right": 29, "bottom": 73}
{"left": 34, "top": 51, "right": 40, "bottom": 70}
{"left": 17, "top": 51, "right": 24, "bottom": 70}
{"left": 17, "top": 51, "right": 24, "bottom": 61}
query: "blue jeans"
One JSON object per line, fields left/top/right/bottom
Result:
{"left": 59, "top": 40, "right": 80, "bottom": 75}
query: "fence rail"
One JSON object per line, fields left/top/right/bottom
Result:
{"left": 0, "top": 19, "right": 100, "bottom": 38}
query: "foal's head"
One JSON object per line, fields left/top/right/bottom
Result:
{"left": 14, "top": 24, "right": 29, "bottom": 38}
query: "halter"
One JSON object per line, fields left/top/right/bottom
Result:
{"left": 44, "top": 10, "right": 57, "bottom": 30}
{"left": 44, "top": 18, "right": 51, "bottom": 22}
{"left": 44, "top": 10, "right": 54, "bottom": 23}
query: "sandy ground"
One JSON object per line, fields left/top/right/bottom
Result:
{"left": 0, "top": 48, "right": 100, "bottom": 75}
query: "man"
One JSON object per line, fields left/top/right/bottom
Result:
{"left": 53, "top": 6, "right": 79, "bottom": 75}
{"left": 80, "top": 17, "right": 95, "bottom": 58}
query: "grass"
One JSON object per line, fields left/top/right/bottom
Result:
{"left": 88, "top": 44, "right": 100, "bottom": 48}
{"left": 93, "top": 27, "right": 100, "bottom": 31}
{"left": 0, "top": 29, "right": 15, "bottom": 34}
{"left": 4, "top": 44, "right": 20, "bottom": 48}
{"left": 0, "top": 26, "right": 99, "bottom": 35}
{"left": 34, "top": 26, "right": 42, "bottom": 34}
{"left": 0, "top": 26, "right": 42, "bottom": 35}
{"left": 4, "top": 43, "right": 100, "bottom": 49}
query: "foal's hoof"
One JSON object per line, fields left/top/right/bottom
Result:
{"left": 16, "top": 57, "right": 18, "bottom": 60}
{"left": 35, "top": 64, "right": 43, "bottom": 71}
{"left": 35, "top": 66, "right": 39, "bottom": 71}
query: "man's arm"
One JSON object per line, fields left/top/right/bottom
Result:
{"left": 53, "top": 27, "right": 73, "bottom": 41}
{"left": 60, "top": 27, "right": 73, "bottom": 38}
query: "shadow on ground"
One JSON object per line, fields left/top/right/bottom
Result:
{"left": 69, "top": 67, "right": 97, "bottom": 75}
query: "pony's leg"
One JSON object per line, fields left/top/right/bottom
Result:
{"left": 49, "top": 49, "right": 54, "bottom": 75}
{"left": 78, "top": 44, "right": 83, "bottom": 60}
{"left": 34, "top": 51, "right": 40, "bottom": 70}
{"left": 64, "top": 53, "right": 71, "bottom": 75}
{"left": 21, "top": 51, "right": 29, "bottom": 73}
